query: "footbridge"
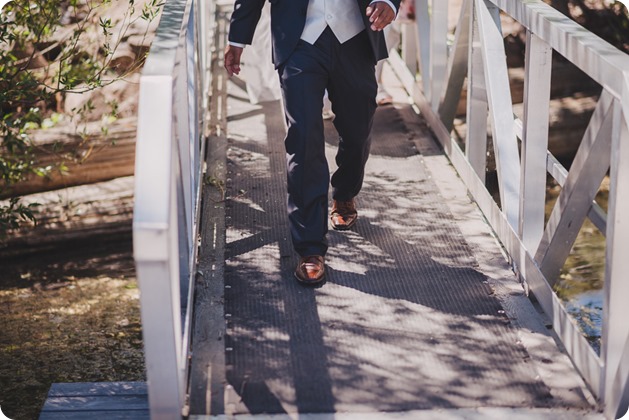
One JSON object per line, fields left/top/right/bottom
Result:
{"left": 130, "top": 0, "right": 628, "bottom": 418}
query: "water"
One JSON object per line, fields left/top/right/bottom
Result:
{"left": 548, "top": 180, "right": 607, "bottom": 355}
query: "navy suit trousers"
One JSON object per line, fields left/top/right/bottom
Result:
{"left": 278, "top": 27, "right": 377, "bottom": 257}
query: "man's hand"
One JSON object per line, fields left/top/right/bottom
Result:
{"left": 366, "top": 2, "right": 396, "bottom": 32}
{"left": 224, "top": 44, "right": 244, "bottom": 76}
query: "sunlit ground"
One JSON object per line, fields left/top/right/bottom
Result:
{"left": 0, "top": 235, "right": 144, "bottom": 420}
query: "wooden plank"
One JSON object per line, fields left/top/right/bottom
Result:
{"left": 519, "top": 31, "right": 552, "bottom": 253}
{"left": 47, "top": 382, "right": 147, "bottom": 397}
{"left": 602, "top": 96, "right": 629, "bottom": 419}
{"left": 536, "top": 92, "right": 613, "bottom": 284}
{"left": 39, "top": 382, "right": 149, "bottom": 419}
{"left": 42, "top": 396, "right": 148, "bottom": 412}
{"left": 437, "top": 0, "right": 470, "bottom": 131}
{"left": 188, "top": 8, "right": 229, "bottom": 415}
{"left": 40, "top": 411, "right": 149, "bottom": 420}
{"left": 454, "top": 65, "right": 601, "bottom": 116}
{"left": 464, "top": 0, "right": 488, "bottom": 182}
{"left": 414, "top": 0, "right": 432, "bottom": 98}
{"left": 477, "top": 0, "right": 520, "bottom": 229}
{"left": 187, "top": 134, "right": 227, "bottom": 416}
{"left": 429, "top": 0, "right": 448, "bottom": 110}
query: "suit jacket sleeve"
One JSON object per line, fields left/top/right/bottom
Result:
{"left": 371, "top": 0, "right": 400, "bottom": 14}
{"left": 228, "top": 0, "right": 267, "bottom": 46}
{"left": 359, "top": 0, "right": 402, "bottom": 61}
{"left": 390, "top": 0, "right": 402, "bottom": 13}
{"left": 359, "top": 0, "right": 402, "bottom": 26}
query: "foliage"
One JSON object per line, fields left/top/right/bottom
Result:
{"left": 549, "top": 0, "right": 629, "bottom": 53}
{"left": 0, "top": 0, "right": 162, "bottom": 237}
{"left": 0, "top": 197, "right": 38, "bottom": 232}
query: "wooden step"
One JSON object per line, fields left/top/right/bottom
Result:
{"left": 39, "top": 382, "right": 148, "bottom": 419}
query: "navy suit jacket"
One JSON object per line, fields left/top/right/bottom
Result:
{"left": 228, "top": 0, "right": 401, "bottom": 68}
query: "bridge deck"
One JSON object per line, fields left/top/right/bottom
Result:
{"left": 187, "top": 47, "right": 601, "bottom": 417}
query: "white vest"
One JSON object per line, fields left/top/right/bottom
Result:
{"left": 300, "top": 0, "right": 365, "bottom": 44}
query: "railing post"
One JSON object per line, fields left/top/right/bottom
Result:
{"left": 429, "top": 0, "right": 448, "bottom": 111}
{"left": 438, "top": 0, "right": 470, "bottom": 132}
{"left": 519, "top": 31, "right": 552, "bottom": 255}
{"left": 534, "top": 92, "right": 613, "bottom": 286}
{"left": 198, "top": 0, "right": 214, "bottom": 117}
{"left": 134, "top": 75, "right": 186, "bottom": 419}
{"left": 133, "top": 0, "right": 212, "bottom": 417}
{"left": 413, "top": 0, "right": 431, "bottom": 98}
{"left": 176, "top": 28, "right": 194, "bottom": 315}
{"left": 401, "top": 22, "right": 418, "bottom": 75}
{"left": 602, "top": 82, "right": 629, "bottom": 419}
{"left": 476, "top": 0, "right": 520, "bottom": 229}
{"left": 396, "top": 0, "right": 629, "bottom": 415}
{"left": 465, "top": 0, "right": 488, "bottom": 182}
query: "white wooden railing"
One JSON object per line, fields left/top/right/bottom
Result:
{"left": 388, "top": 0, "right": 629, "bottom": 418}
{"left": 133, "top": 0, "right": 213, "bottom": 417}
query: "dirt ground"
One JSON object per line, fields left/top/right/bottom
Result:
{"left": 0, "top": 232, "right": 144, "bottom": 420}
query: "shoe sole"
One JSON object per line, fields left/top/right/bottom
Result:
{"left": 330, "top": 217, "right": 357, "bottom": 231}
{"left": 294, "top": 271, "right": 325, "bottom": 285}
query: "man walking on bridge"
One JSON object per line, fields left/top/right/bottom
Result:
{"left": 224, "top": 0, "right": 400, "bottom": 285}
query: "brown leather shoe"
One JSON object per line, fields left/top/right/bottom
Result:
{"left": 294, "top": 255, "right": 325, "bottom": 285}
{"left": 330, "top": 199, "right": 357, "bottom": 230}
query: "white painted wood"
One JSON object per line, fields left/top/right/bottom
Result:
{"left": 605, "top": 331, "right": 629, "bottom": 420}
{"left": 545, "top": 152, "right": 607, "bottom": 235}
{"left": 133, "top": 0, "right": 212, "bottom": 417}
{"left": 488, "top": 0, "right": 629, "bottom": 102}
{"left": 399, "top": 71, "right": 604, "bottom": 395}
{"left": 176, "top": 39, "right": 194, "bottom": 302}
{"left": 413, "top": 0, "right": 432, "bottom": 97}
{"left": 429, "top": 0, "right": 449, "bottom": 111}
{"left": 389, "top": 44, "right": 417, "bottom": 94}
{"left": 392, "top": 0, "right": 629, "bottom": 413}
{"left": 476, "top": 0, "right": 520, "bottom": 230}
{"left": 519, "top": 31, "right": 552, "bottom": 254}
{"left": 401, "top": 22, "right": 418, "bottom": 75}
{"left": 438, "top": 0, "right": 470, "bottom": 131}
{"left": 546, "top": 151, "right": 568, "bottom": 185}
{"left": 465, "top": 0, "right": 488, "bottom": 182}
{"left": 535, "top": 92, "right": 613, "bottom": 285}
{"left": 602, "top": 96, "right": 629, "bottom": 419}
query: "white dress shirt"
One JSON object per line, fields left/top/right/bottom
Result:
{"left": 301, "top": 0, "right": 397, "bottom": 44}
{"left": 229, "top": 0, "right": 397, "bottom": 48}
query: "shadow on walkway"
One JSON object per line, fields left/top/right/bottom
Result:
{"left": 215, "top": 79, "right": 569, "bottom": 415}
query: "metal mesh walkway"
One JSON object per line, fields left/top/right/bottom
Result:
{"left": 188, "top": 62, "right": 599, "bottom": 417}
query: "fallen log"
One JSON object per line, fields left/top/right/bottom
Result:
{"left": 0, "top": 176, "right": 134, "bottom": 258}
{"left": 2, "top": 117, "right": 137, "bottom": 199}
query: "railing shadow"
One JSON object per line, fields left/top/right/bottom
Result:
{"left": 387, "top": 1, "right": 629, "bottom": 417}
{"left": 222, "top": 97, "right": 564, "bottom": 413}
